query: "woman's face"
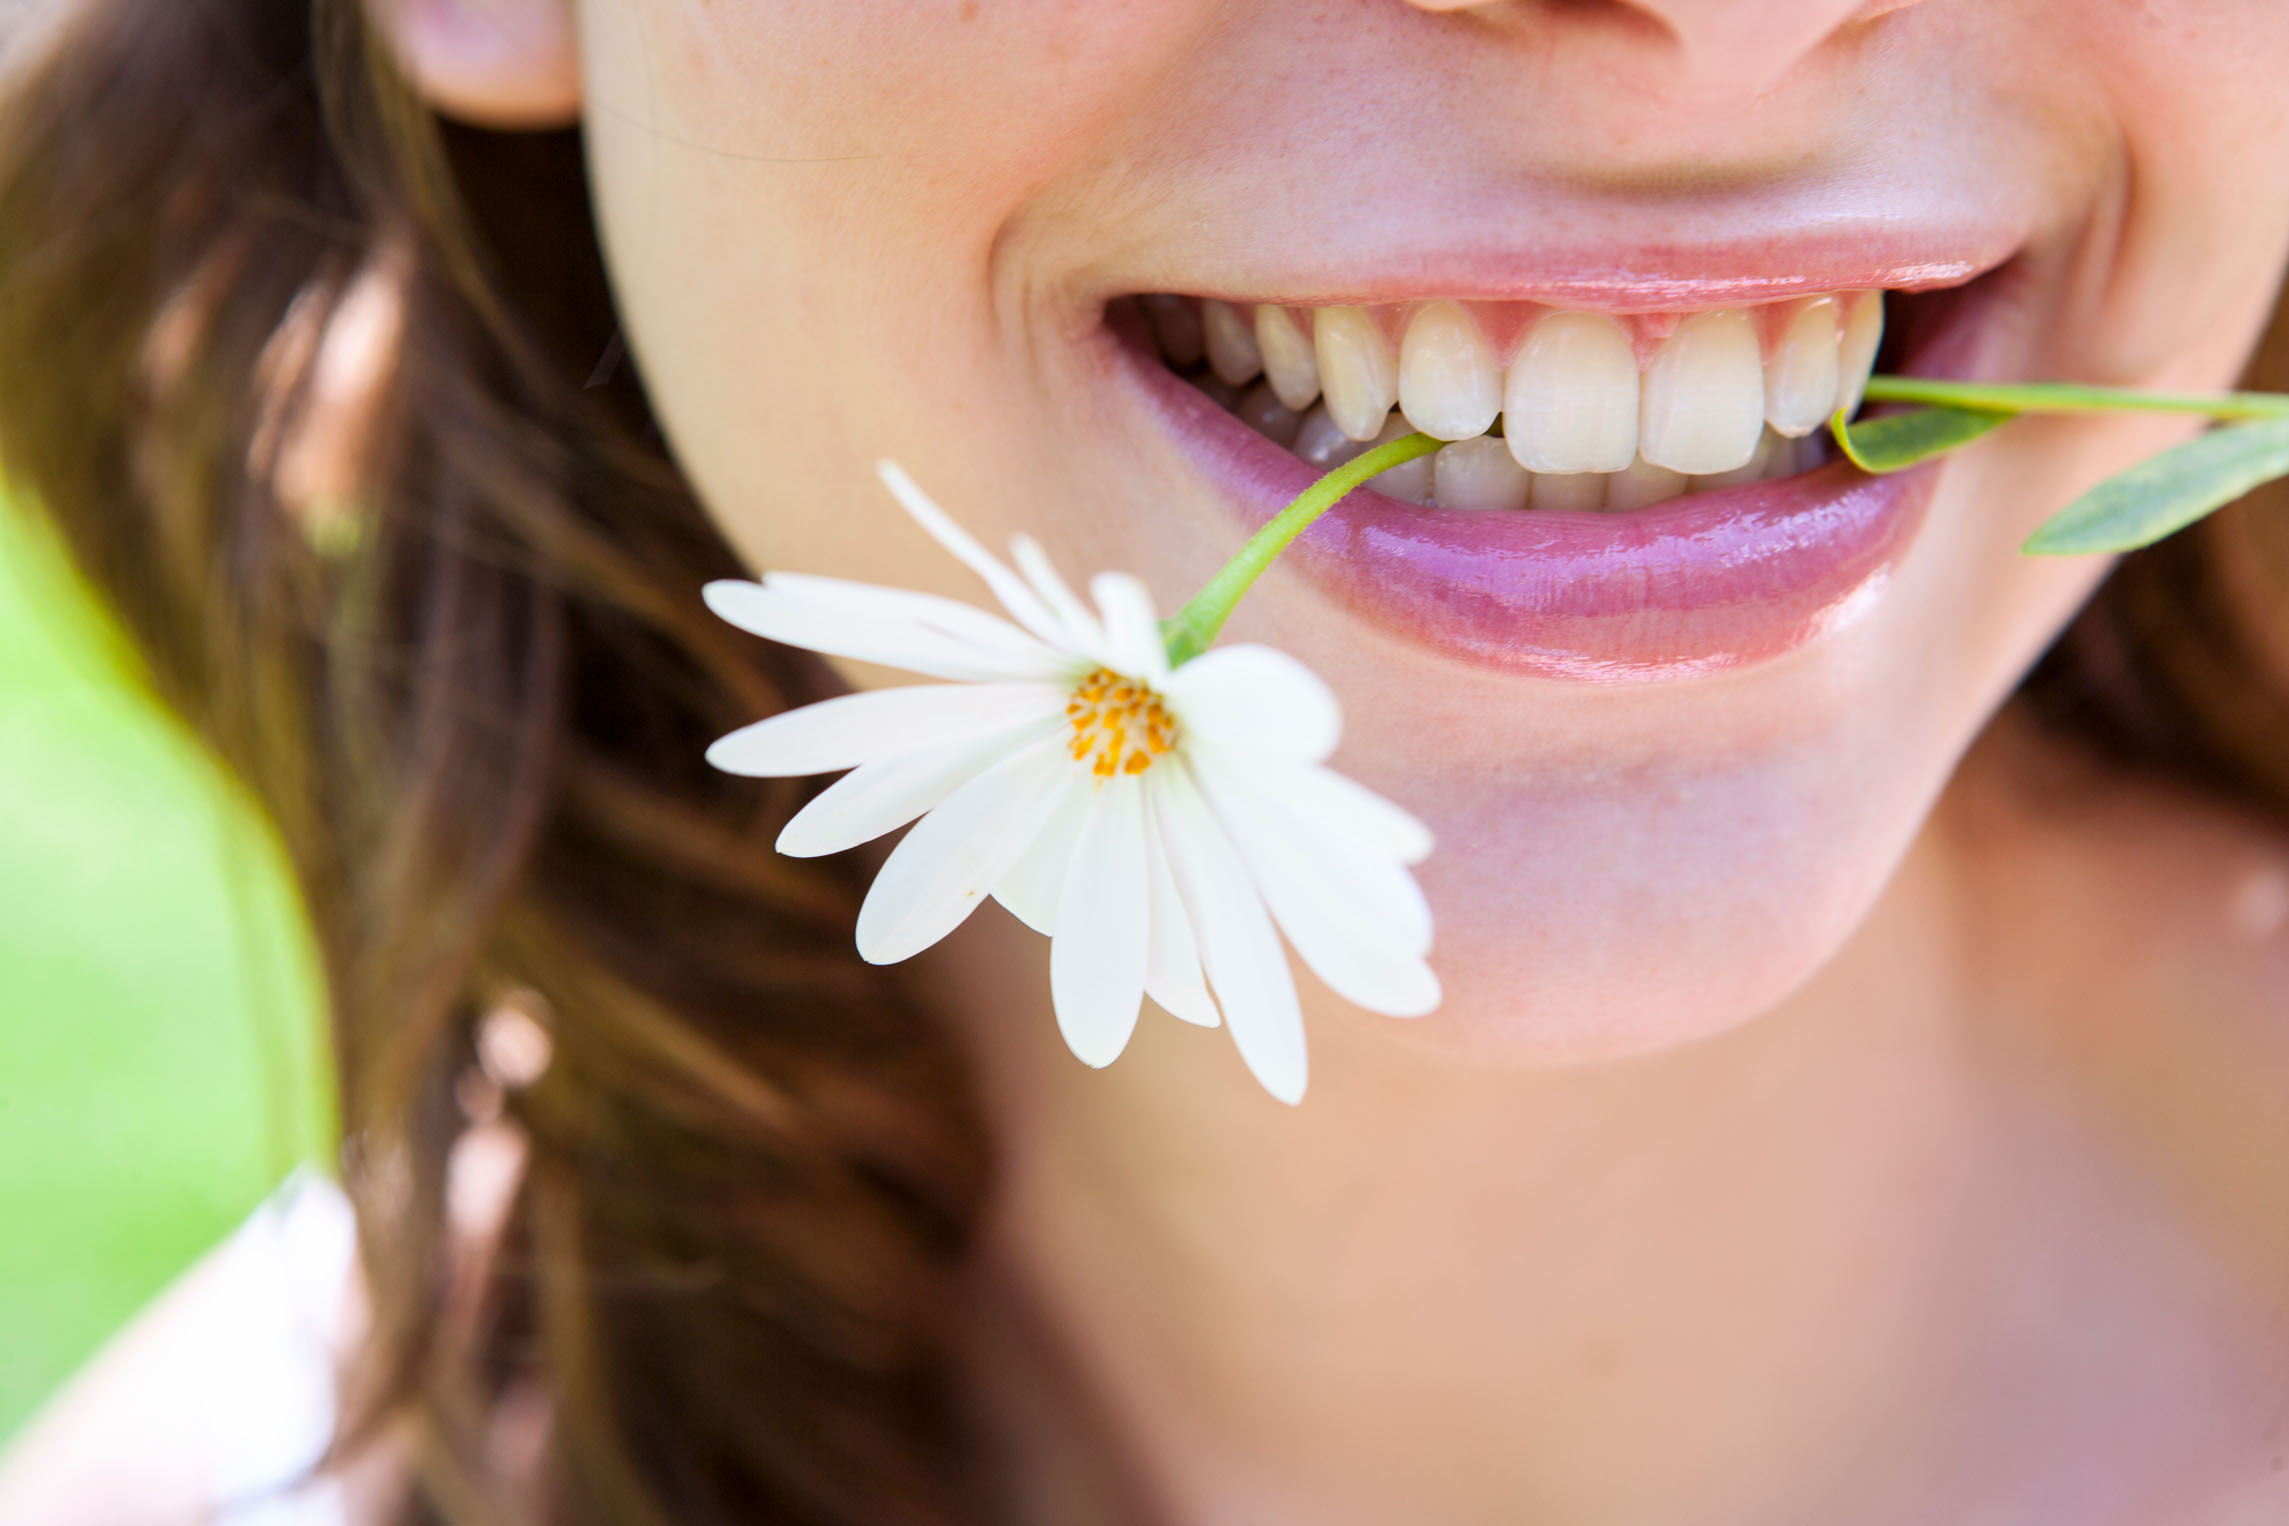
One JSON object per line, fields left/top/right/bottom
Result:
{"left": 576, "top": 0, "right": 2289, "bottom": 1062}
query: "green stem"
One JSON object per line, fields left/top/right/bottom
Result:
{"left": 1861, "top": 376, "right": 2289, "bottom": 421}
{"left": 1162, "top": 431, "right": 1443, "bottom": 666}
{"left": 1159, "top": 380, "right": 2289, "bottom": 666}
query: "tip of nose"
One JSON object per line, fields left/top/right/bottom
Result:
{"left": 1403, "top": 0, "right": 1920, "bottom": 102}
{"left": 1640, "top": 0, "right": 1910, "bottom": 95}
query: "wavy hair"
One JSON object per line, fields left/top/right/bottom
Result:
{"left": 0, "top": 4, "right": 985, "bottom": 1522}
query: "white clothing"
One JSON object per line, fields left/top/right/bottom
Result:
{"left": 197, "top": 1173, "right": 355, "bottom": 1526}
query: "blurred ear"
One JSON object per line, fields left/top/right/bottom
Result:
{"left": 364, "top": 0, "right": 580, "bottom": 130}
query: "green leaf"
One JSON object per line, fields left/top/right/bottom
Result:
{"left": 1830, "top": 404, "right": 2013, "bottom": 474}
{"left": 2023, "top": 416, "right": 2289, "bottom": 555}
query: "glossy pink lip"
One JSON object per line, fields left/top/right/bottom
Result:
{"left": 1187, "top": 235, "right": 2006, "bottom": 314}
{"left": 1122, "top": 275, "right": 1995, "bottom": 683}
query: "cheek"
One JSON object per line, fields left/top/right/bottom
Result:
{"left": 576, "top": 0, "right": 1217, "bottom": 592}
{"left": 2052, "top": 3, "right": 2289, "bottom": 381}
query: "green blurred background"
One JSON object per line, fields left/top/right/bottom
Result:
{"left": 0, "top": 497, "right": 331, "bottom": 1442}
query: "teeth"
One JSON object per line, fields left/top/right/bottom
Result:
{"left": 1255, "top": 305, "right": 1321, "bottom": 412}
{"left": 1236, "top": 381, "right": 1302, "bottom": 447}
{"left": 1763, "top": 296, "right": 1841, "bottom": 438}
{"left": 1139, "top": 295, "right": 1203, "bottom": 368}
{"left": 1292, "top": 407, "right": 1434, "bottom": 502}
{"left": 1688, "top": 426, "right": 1784, "bottom": 492}
{"left": 1363, "top": 412, "right": 1435, "bottom": 504}
{"left": 1638, "top": 308, "right": 1766, "bottom": 476}
{"left": 1433, "top": 436, "right": 1532, "bottom": 512}
{"left": 1531, "top": 471, "right": 1607, "bottom": 513}
{"left": 1293, "top": 403, "right": 1360, "bottom": 469}
{"left": 1296, "top": 407, "right": 1431, "bottom": 497}
{"left": 1186, "top": 287, "right": 1884, "bottom": 513}
{"left": 1197, "top": 374, "right": 1243, "bottom": 411}
{"left": 1503, "top": 311, "right": 1640, "bottom": 474}
{"left": 1782, "top": 432, "right": 1831, "bottom": 476}
{"left": 1602, "top": 458, "right": 1690, "bottom": 512}
{"left": 1836, "top": 291, "right": 1884, "bottom": 418}
{"left": 1398, "top": 302, "right": 1501, "bottom": 442}
{"left": 1314, "top": 307, "right": 1400, "bottom": 442}
{"left": 1202, "top": 299, "right": 1263, "bottom": 387}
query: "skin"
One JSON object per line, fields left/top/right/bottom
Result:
{"left": 12, "top": 1, "right": 2289, "bottom": 1521}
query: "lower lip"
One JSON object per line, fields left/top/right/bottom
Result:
{"left": 1126, "top": 342, "right": 1948, "bottom": 684}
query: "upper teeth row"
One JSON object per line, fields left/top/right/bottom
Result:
{"left": 1141, "top": 292, "right": 1884, "bottom": 479}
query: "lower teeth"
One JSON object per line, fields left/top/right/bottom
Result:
{"left": 1210, "top": 389, "right": 1827, "bottom": 512}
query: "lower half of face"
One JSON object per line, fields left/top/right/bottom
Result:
{"left": 578, "top": 0, "right": 2289, "bottom": 1063}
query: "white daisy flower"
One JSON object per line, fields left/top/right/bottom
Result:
{"left": 702, "top": 460, "right": 1438, "bottom": 1104}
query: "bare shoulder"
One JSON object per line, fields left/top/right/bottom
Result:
{"left": 0, "top": 1177, "right": 371, "bottom": 1525}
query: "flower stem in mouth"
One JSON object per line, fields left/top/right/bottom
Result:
{"left": 1162, "top": 430, "right": 1443, "bottom": 666}
{"left": 1861, "top": 375, "right": 2289, "bottom": 421}
{"left": 1833, "top": 375, "right": 2289, "bottom": 557}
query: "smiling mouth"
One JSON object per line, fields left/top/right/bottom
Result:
{"left": 1130, "top": 290, "right": 1886, "bottom": 511}
{"left": 1111, "top": 265, "right": 2007, "bottom": 681}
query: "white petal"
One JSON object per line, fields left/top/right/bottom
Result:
{"left": 1162, "top": 644, "right": 1341, "bottom": 763}
{"left": 1190, "top": 746, "right": 1433, "bottom": 954}
{"left": 1140, "top": 782, "right": 1219, "bottom": 1028}
{"left": 705, "top": 682, "right": 1064, "bottom": 777}
{"left": 1209, "top": 745, "right": 1434, "bottom": 865}
{"left": 993, "top": 767, "right": 1093, "bottom": 935}
{"left": 1009, "top": 535, "right": 1109, "bottom": 662}
{"left": 1091, "top": 572, "right": 1171, "bottom": 685}
{"left": 761, "top": 571, "right": 1071, "bottom": 672}
{"left": 1192, "top": 761, "right": 1439, "bottom": 1017}
{"left": 1221, "top": 813, "right": 1440, "bottom": 1015}
{"left": 704, "top": 579, "right": 1070, "bottom": 683}
{"left": 775, "top": 718, "right": 1060, "bottom": 858}
{"left": 1156, "top": 763, "right": 1308, "bottom": 1104}
{"left": 854, "top": 736, "right": 1075, "bottom": 964}
{"left": 874, "top": 460, "right": 1069, "bottom": 647}
{"left": 1049, "top": 776, "right": 1149, "bottom": 1068}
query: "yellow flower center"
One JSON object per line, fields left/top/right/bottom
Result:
{"left": 1066, "top": 667, "right": 1179, "bottom": 778}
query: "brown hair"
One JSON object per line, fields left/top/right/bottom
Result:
{"left": 0, "top": 3, "right": 2284, "bottom": 1523}
{"left": 0, "top": 4, "right": 986, "bottom": 1522}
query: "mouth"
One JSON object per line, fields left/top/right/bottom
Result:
{"left": 1111, "top": 264, "right": 2010, "bottom": 680}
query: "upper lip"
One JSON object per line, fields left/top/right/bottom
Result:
{"left": 1060, "top": 146, "right": 2037, "bottom": 319}
{"left": 1153, "top": 227, "right": 2014, "bottom": 313}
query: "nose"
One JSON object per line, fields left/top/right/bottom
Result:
{"left": 1400, "top": 0, "right": 1926, "bottom": 97}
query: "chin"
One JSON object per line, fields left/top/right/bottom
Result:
{"left": 1373, "top": 736, "right": 1938, "bottom": 1064}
